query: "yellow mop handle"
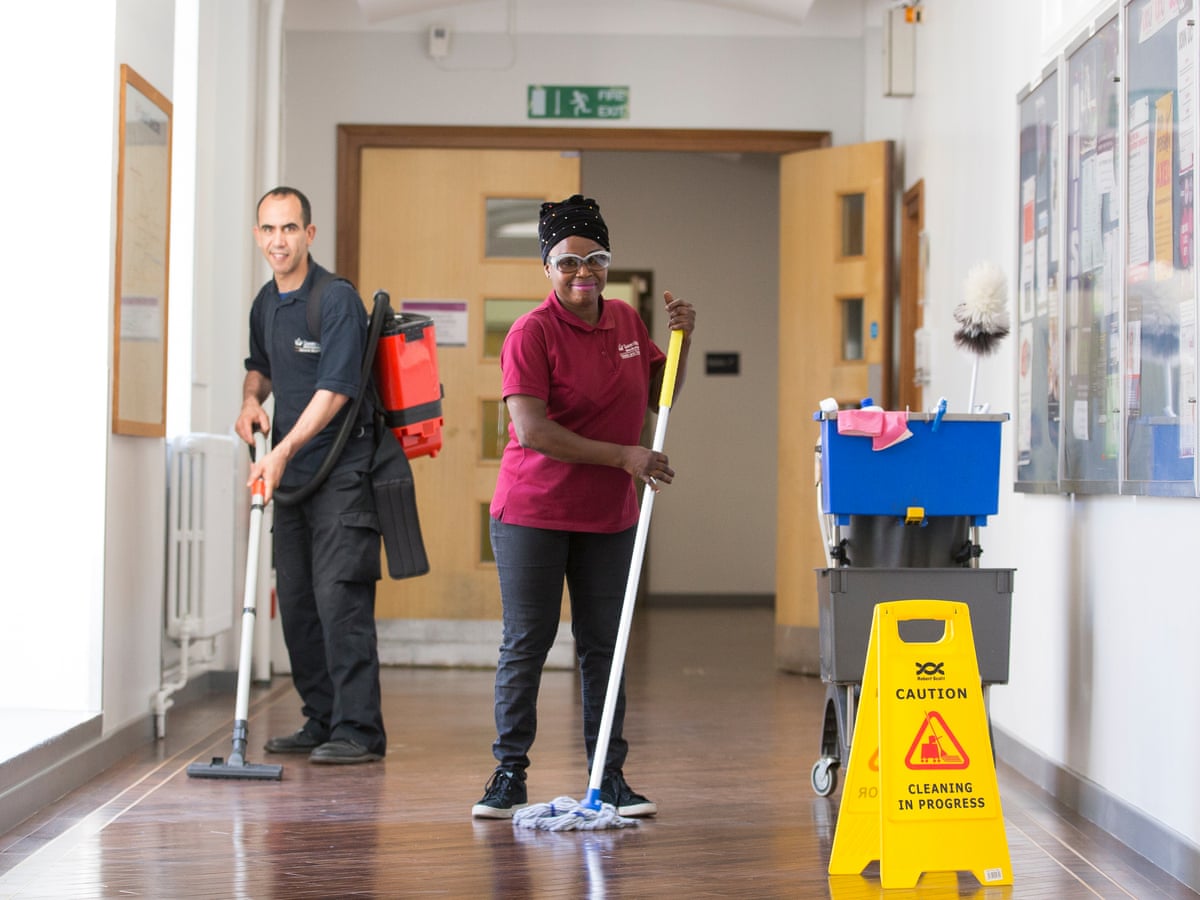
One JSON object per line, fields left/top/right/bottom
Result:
{"left": 658, "top": 329, "right": 685, "bottom": 409}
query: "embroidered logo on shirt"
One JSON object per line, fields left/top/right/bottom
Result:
{"left": 618, "top": 340, "right": 641, "bottom": 360}
{"left": 294, "top": 337, "right": 321, "bottom": 354}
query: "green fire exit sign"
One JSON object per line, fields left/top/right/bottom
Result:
{"left": 528, "top": 85, "right": 629, "bottom": 120}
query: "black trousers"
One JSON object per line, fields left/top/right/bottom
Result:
{"left": 488, "top": 518, "right": 637, "bottom": 774}
{"left": 273, "top": 462, "right": 386, "bottom": 754}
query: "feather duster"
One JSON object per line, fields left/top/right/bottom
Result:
{"left": 954, "top": 261, "right": 1011, "bottom": 355}
{"left": 954, "top": 261, "right": 1011, "bottom": 412}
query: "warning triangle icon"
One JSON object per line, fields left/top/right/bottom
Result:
{"left": 905, "top": 710, "right": 969, "bottom": 770}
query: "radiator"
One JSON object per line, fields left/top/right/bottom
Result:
{"left": 165, "top": 433, "right": 238, "bottom": 640}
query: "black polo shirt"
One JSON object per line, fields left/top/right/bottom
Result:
{"left": 245, "top": 260, "right": 373, "bottom": 487}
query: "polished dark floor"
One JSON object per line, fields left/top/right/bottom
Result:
{"left": 0, "top": 607, "right": 1194, "bottom": 898}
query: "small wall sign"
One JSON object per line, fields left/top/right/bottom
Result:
{"left": 705, "top": 352, "right": 740, "bottom": 375}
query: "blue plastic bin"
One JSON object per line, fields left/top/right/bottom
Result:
{"left": 817, "top": 412, "right": 1007, "bottom": 525}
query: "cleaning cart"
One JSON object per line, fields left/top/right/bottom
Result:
{"left": 810, "top": 409, "right": 1013, "bottom": 797}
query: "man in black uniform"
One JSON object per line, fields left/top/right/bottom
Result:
{"left": 235, "top": 186, "right": 386, "bottom": 764}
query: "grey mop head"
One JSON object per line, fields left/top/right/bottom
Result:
{"left": 513, "top": 796, "right": 639, "bottom": 831}
{"left": 953, "top": 261, "right": 1011, "bottom": 356}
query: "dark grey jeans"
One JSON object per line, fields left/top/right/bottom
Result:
{"left": 488, "top": 518, "right": 637, "bottom": 774}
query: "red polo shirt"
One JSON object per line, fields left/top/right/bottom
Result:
{"left": 490, "top": 292, "right": 666, "bottom": 533}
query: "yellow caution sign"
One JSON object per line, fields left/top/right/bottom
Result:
{"left": 828, "top": 599, "right": 1012, "bottom": 889}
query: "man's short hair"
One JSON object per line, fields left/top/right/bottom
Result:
{"left": 257, "top": 186, "right": 312, "bottom": 227}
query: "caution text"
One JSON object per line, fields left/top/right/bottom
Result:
{"left": 895, "top": 686, "right": 968, "bottom": 700}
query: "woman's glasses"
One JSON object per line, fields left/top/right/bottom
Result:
{"left": 547, "top": 250, "right": 612, "bottom": 274}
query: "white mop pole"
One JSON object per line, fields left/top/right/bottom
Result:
{"left": 582, "top": 330, "right": 684, "bottom": 811}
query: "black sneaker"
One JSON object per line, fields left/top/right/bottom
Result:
{"left": 600, "top": 770, "right": 657, "bottom": 817}
{"left": 471, "top": 768, "right": 527, "bottom": 819}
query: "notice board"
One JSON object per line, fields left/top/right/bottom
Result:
{"left": 112, "top": 64, "right": 171, "bottom": 437}
{"left": 1062, "top": 13, "right": 1121, "bottom": 492}
{"left": 1015, "top": 66, "right": 1062, "bottom": 491}
{"left": 1122, "top": 0, "right": 1197, "bottom": 495}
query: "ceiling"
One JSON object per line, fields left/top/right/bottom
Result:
{"left": 355, "top": 0, "right": 819, "bottom": 27}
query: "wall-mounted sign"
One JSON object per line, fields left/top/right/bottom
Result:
{"left": 705, "top": 352, "right": 740, "bottom": 375}
{"left": 528, "top": 85, "right": 629, "bottom": 120}
{"left": 401, "top": 299, "right": 468, "bottom": 347}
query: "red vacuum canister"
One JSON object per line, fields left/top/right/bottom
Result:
{"left": 373, "top": 312, "right": 444, "bottom": 459}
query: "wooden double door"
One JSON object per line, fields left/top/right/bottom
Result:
{"left": 338, "top": 129, "right": 891, "bottom": 670}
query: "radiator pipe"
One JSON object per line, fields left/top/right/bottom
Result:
{"left": 153, "top": 620, "right": 193, "bottom": 739}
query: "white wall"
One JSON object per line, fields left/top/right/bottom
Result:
{"left": 277, "top": 15, "right": 865, "bottom": 598}
{"left": 582, "top": 151, "right": 782, "bottom": 593}
{"left": 100, "top": 0, "right": 178, "bottom": 738}
{"left": 896, "top": 0, "right": 1200, "bottom": 849}
{"left": 188, "top": 2, "right": 266, "bottom": 438}
{"left": 0, "top": 3, "right": 117, "bottom": 716}
{"left": 103, "top": 0, "right": 264, "bottom": 740}
{"left": 0, "top": 0, "right": 262, "bottom": 753}
{"left": 281, "top": 24, "right": 867, "bottom": 245}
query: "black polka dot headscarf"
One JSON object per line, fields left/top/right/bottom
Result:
{"left": 538, "top": 194, "right": 610, "bottom": 262}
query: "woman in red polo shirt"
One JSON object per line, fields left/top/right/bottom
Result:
{"left": 472, "top": 195, "right": 696, "bottom": 820}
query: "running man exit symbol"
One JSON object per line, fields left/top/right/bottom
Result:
{"left": 528, "top": 85, "right": 630, "bottom": 119}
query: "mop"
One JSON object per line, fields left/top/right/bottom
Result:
{"left": 187, "top": 431, "right": 283, "bottom": 781}
{"left": 513, "top": 329, "right": 685, "bottom": 832}
{"left": 954, "top": 261, "right": 1011, "bottom": 413}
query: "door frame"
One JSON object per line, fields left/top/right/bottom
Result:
{"left": 335, "top": 125, "right": 831, "bottom": 283}
{"left": 335, "top": 124, "right": 837, "bottom": 661}
{"left": 898, "top": 179, "right": 925, "bottom": 411}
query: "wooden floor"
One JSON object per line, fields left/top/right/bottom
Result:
{"left": 0, "top": 607, "right": 1195, "bottom": 899}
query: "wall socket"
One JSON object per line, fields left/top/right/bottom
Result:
{"left": 429, "top": 25, "right": 450, "bottom": 59}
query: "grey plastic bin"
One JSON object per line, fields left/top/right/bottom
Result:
{"left": 808, "top": 566, "right": 1015, "bottom": 797}
{"left": 816, "top": 566, "right": 1014, "bottom": 685}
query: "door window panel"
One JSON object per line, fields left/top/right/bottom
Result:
{"left": 841, "top": 192, "right": 866, "bottom": 257}
{"left": 481, "top": 398, "right": 510, "bottom": 461}
{"left": 479, "top": 502, "right": 495, "bottom": 564}
{"left": 485, "top": 198, "right": 542, "bottom": 258}
{"left": 842, "top": 297, "right": 864, "bottom": 360}
{"left": 484, "top": 298, "right": 540, "bottom": 358}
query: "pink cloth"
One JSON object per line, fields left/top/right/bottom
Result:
{"left": 836, "top": 409, "right": 912, "bottom": 451}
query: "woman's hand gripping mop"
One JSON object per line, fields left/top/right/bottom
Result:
{"left": 513, "top": 330, "right": 685, "bottom": 832}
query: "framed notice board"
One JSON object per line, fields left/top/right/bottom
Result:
{"left": 1062, "top": 13, "right": 1121, "bottom": 492}
{"left": 1015, "top": 65, "right": 1062, "bottom": 491}
{"left": 112, "top": 64, "right": 172, "bottom": 437}
{"left": 1123, "top": 0, "right": 1196, "bottom": 496}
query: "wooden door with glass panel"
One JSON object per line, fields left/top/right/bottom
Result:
{"left": 775, "top": 141, "right": 894, "bottom": 671}
{"left": 358, "top": 148, "right": 580, "bottom": 622}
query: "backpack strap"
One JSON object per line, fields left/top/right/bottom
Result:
{"left": 305, "top": 268, "right": 338, "bottom": 340}
{"left": 253, "top": 279, "right": 274, "bottom": 366}
{"left": 258, "top": 266, "right": 355, "bottom": 365}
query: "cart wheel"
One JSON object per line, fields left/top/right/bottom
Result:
{"left": 811, "top": 757, "right": 839, "bottom": 797}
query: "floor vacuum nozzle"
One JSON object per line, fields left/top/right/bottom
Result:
{"left": 186, "top": 757, "right": 283, "bottom": 781}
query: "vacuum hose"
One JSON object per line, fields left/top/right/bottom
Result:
{"left": 273, "top": 290, "right": 393, "bottom": 506}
